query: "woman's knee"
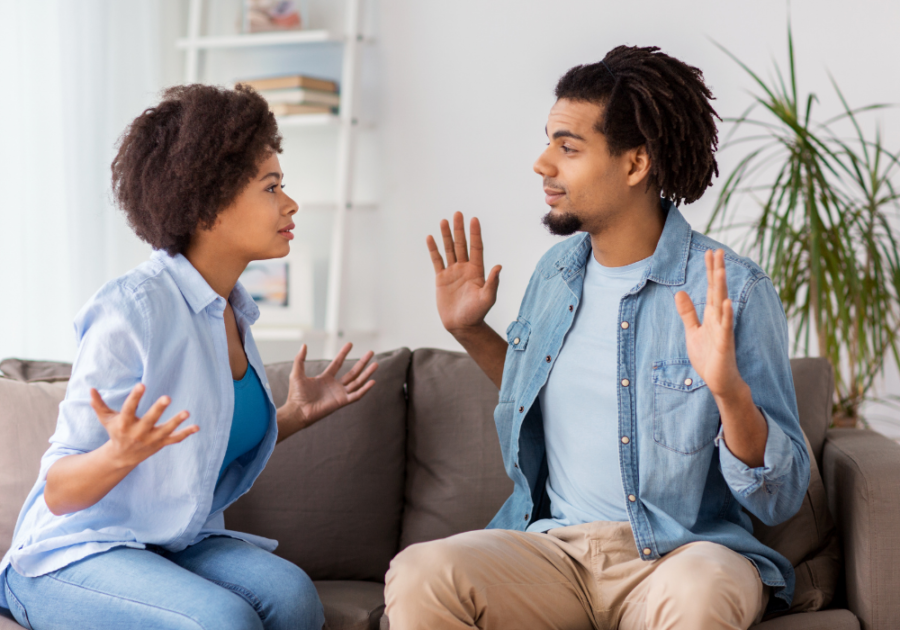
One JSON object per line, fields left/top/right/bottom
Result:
{"left": 260, "top": 561, "right": 324, "bottom": 630}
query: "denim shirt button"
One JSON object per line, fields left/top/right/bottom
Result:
{"left": 643, "top": 548, "right": 652, "bottom": 556}
{"left": 545, "top": 355, "right": 552, "bottom": 363}
{"left": 513, "top": 337, "right": 520, "bottom": 345}
{"left": 684, "top": 378, "right": 693, "bottom": 386}
{"left": 621, "top": 378, "right": 630, "bottom": 387}
{"left": 629, "top": 495, "right": 637, "bottom": 502}
{"left": 621, "top": 321, "right": 629, "bottom": 329}
{"left": 568, "top": 305, "right": 573, "bottom": 312}
{"left": 621, "top": 436, "right": 630, "bottom": 444}
{"left": 524, "top": 514, "right": 529, "bottom": 520}
{"left": 518, "top": 406, "right": 524, "bottom": 413}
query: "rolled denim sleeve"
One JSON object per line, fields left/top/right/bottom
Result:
{"left": 718, "top": 276, "right": 810, "bottom": 526}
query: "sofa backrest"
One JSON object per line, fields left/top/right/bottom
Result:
{"left": 399, "top": 349, "right": 512, "bottom": 549}
{"left": 399, "top": 351, "right": 835, "bottom": 548}
{"left": 0, "top": 349, "right": 411, "bottom": 582}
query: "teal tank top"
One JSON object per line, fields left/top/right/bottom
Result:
{"left": 218, "top": 364, "right": 269, "bottom": 481}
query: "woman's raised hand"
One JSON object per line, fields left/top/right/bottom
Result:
{"left": 90, "top": 384, "right": 198, "bottom": 468}
{"left": 277, "top": 342, "right": 378, "bottom": 440}
{"left": 427, "top": 212, "right": 502, "bottom": 336}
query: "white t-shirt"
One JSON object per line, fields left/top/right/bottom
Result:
{"left": 528, "top": 252, "right": 649, "bottom": 532}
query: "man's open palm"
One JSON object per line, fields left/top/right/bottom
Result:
{"left": 674, "top": 249, "right": 744, "bottom": 397}
{"left": 427, "top": 212, "right": 501, "bottom": 334}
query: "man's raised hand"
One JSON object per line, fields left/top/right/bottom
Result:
{"left": 674, "top": 249, "right": 744, "bottom": 398}
{"left": 426, "top": 212, "right": 501, "bottom": 336}
{"left": 90, "top": 384, "right": 198, "bottom": 469}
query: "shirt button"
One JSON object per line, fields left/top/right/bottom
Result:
{"left": 684, "top": 378, "right": 693, "bottom": 386}
{"left": 524, "top": 514, "right": 530, "bottom": 520}
{"left": 621, "top": 379, "right": 630, "bottom": 387}
{"left": 514, "top": 463, "right": 518, "bottom": 468}
{"left": 629, "top": 495, "right": 636, "bottom": 502}
{"left": 546, "top": 355, "right": 552, "bottom": 363}
{"left": 621, "top": 321, "right": 629, "bottom": 329}
{"left": 621, "top": 436, "right": 630, "bottom": 444}
{"left": 519, "top": 406, "right": 524, "bottom": 413}
{"left": 568, "top": 305, "right": 574, "bottom": 311}
{"left": 513, "top": 337, "right": 520, "bottom": 345}
{"left": 643, "top": 548, "right": 652, "bottom": 556}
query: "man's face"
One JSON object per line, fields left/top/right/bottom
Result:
{"left": 533, "top": 98, "right": 636, "bottom": 236}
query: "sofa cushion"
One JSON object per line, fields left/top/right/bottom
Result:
{"left": 225, "top": 348, "right": 410, "bottom": 582}
{"left": 750, "top": 432, "right": 840, "bottom": 615}
{"left": 0, "top": 359, "right": 71, "bottom": 383}
{"left": 788, "top": 358, "right": 833, "bottom": 470}
{"left": 400, "top": 349, "right": 512, "bottom": 549}
{"left": 0, "top": 377, "right": 68, "bottom": 559}
{"left": 314, "top": 581, "right": 384, "bottom": 630}
{"left": 750, "top": 609, "right": 859, "bottom": 630}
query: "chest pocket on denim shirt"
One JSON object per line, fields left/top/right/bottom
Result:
{"left": 652, "top": 359, "right": 719, "bottom": 455}
{"left": 506, "top": 318, "right": 531, "bottom": 351}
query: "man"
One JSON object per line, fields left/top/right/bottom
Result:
{"left": 385, "top": 46, "right": 809, "bottom": 630}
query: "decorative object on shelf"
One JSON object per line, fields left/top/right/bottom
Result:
{"left": 268, "top": 103, "right": 332, "bottom": 116}
{"left": 258, "top": 87, "right": 340, "bottom": 107}
{"left": 239, "top": 245, "right": 315, "bottom": 328}
{"left": 242, "top": 0, "right": 305, "bottom": 33}
{"left": 238, "top": 74, "right": 340, "bottom": 115}
{"left": 708, "top": 25, "right": 900, "bottom": 428}
{"left": 239, "top": 74, "right": 338, "bottom": 93}
{"left": 241, "top": 261, "right": 289, "bottom": 307}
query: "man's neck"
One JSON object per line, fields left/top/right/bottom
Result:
{"left": 589, "top": 196, "right": 666, "bottom": 267}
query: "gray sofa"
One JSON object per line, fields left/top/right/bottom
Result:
{"left": 1, "top": 349, "right": 898, "bottom": 630}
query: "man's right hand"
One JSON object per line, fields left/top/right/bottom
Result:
{"left": 426, "top": 212, "right": 508, "bottom": 389}
{"left": 427, "top": 211, "right": 502, "bottom": 336}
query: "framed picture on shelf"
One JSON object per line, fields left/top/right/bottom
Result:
{"left": 241, "top": 0, "right": 308, "bottom": 33}
{"left": 239, "top": 243, "right": 314, "bottom": 328}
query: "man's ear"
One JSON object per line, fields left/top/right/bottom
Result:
{"left": 626, "top": 145, "right": 652, "bottom": 187}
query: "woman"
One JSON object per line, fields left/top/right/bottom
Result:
{"left": 0, "top": 84, "right": 377, "bottom": 630}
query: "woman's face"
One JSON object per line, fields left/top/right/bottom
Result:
{"left": 206, "top": 151, "right": 299, "bottom": 262}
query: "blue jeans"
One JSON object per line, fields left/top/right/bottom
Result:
{"left": 3, "top": 536, "right": 325, "bottom": 630}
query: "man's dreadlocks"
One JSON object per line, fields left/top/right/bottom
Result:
{"left": 555, "top": 45, "right": 720, "bottom": 206}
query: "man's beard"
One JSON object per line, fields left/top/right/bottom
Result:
{"left": 542, "top": 210, "right": 583, "bottom": 236}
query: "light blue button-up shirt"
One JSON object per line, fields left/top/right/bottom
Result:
{"left": 0, "top": 251, "right": 279, "bottom": 609}
{"left": 490, "top": 200, "right": 810, "bottom": 613}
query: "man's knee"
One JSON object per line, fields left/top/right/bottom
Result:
{"left": 644, "top": 544, "right": 760, "bottom": 629}
{"left": 386, "top": 539, "right": 457, "bottom": 600}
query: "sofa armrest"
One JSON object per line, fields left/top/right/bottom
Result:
{"left": 823, "top": 428, "right": 900, "bottom": 630}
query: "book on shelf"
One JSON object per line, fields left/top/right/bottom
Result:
{"left": 239, "top": 75, "right": 338, "bottom": 93}
{"left": 259, "top": 87, "right": 340, "bottom": 107}
{"left": 269, "top": 103, "right": 333, "bottom": 116}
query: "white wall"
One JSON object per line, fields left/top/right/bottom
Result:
{"left": 3, "top": 0, "right": 898, "bottom": 432}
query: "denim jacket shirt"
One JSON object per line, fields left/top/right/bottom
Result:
{"left": 0, "top": 251, "right": 279, "bottom": 610}
{"left": 489, "top": 200, "right": 810, "bottom": 612}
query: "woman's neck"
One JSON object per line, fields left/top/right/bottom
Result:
{"left": 183, "top": 241, "right": 248, "bottom": 300}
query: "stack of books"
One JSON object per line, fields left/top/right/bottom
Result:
{"left": 238, "top": 74, "right": 339, "bottom": 116}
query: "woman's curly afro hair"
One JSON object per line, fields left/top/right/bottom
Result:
{"left": 111, "top": 83, "right": 282, "bottom": 255}
{"left": 555, "top": 45, "right": 720, "bottom": 206}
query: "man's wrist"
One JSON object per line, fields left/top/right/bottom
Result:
{"left": 712, "top": 377, "right": 753, "bottom": 411}
{"left": 448, "top": 320, "right": 492, "bottom": 344}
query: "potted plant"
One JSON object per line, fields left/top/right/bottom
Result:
{"left": 708, "top": 27, "right": 900, "bottom": 427}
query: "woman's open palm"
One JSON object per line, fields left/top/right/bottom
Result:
{"left": 90, "top": 384, "right": 197, "bottom": 468}
{"left": 283, "top": 342, "right": 378, "bottom": 429}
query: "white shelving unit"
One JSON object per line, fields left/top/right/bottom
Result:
{"left": 177, "top": 0, "right": 372, "bottom": 358}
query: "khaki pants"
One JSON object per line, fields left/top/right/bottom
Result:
{"left": 385, "top": 522, "right": 767, "bottom": 630}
